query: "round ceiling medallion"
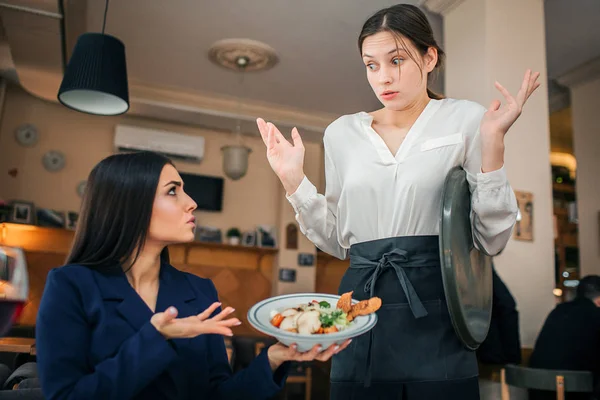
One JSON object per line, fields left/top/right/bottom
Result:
{"left": 208, "top": 38, "right": 279, "bottom": 72}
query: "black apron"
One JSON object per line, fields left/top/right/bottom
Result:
{"left": 330, "top": 236, "right": 480, "bottom": 400}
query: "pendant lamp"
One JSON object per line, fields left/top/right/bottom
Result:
{"left": 208, "top": 39, "right": 279, "bottom": 180}
{"left": 57, "top": 0, "right": 129, "bottom": 115}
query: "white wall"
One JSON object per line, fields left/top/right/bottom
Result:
{"left": 571, "top": 77, "right": 600, "bottom": 277}
{"left": 445, "top": 0, "right": 556, "bottom": 347}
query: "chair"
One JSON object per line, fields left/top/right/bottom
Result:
{"left": 0, "top": 362, "right": 44, "bottom": 400}
{"left": 501, "top": 364, "right": 594, "bottom": 400}
{"left": 255, "top": 342, "right": 312, "bottom": 400}
{"left": 2, "top": 363, "right": 38, "bottom": 391}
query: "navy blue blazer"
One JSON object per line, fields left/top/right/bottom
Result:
{"left": 36, "top": 263, "right": 288, "bottom": 400}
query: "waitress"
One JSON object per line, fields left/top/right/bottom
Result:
{"left": 256, "top": 4, "right": 539, "bottom": 400}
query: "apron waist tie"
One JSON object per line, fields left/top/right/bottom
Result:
{"left": 349, "top": 248, "right": 435, "bottom": 387}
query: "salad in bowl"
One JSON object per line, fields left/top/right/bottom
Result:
{"left": 248, "top": 292, "right": 381, "bottom": 352}
{"left": 269, "top": 299, "right": 351, "bottom": 334}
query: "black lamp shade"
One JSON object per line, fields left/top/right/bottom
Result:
{"left": 58, "top": 33, "right": 129, "bottom": 116}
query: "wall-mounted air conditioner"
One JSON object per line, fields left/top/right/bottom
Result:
{"left": 114, "top": 125, "right": 205, "bottom": 163}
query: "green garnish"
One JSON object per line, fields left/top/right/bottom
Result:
{"left": 319, "top": 309, "right": 346, "bottom": 328}
{"left": 319, "top": 301, "right": 331, "bottom": 309}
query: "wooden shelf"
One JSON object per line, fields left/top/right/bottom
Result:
{"left": 561, "top": 235, "right": 579, "bottom": 248}
{"left": 552, "top": 179, "right": 580, "bottom": 302}
{"left": 553, "top": 183, "right": 575, "bottom": 194}
{"left": 0, "top": 223, "right": 74, "bottom": 254}
{"left": 553, "top": 208, "right": 568, "bottom": 217}
{"left": 0, "top": 223, "right": 277, "bottom": 257}
{"left": 181, "top": 240, "right": 278, "bottom": 255}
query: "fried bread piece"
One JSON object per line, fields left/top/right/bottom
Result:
{"left": 347, "top": 297, "right": 382, "bottom": 322}
{"left": 336, "top": 291, "right": 353, "bottom": 313}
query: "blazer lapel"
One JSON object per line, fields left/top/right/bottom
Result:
{"left": 95, "top": 267, "right": 153, "bottom": 332}
{"left": 94, "top": 264, "right": 200, "bottom": 335}
{"left": 155, "top": 264, "right": 201, "bottom": 355}
{"left": 156, "top": 263, "right": 198, "bottom": 317}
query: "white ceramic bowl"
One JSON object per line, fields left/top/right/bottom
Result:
{"left": 247, "top": 293, "right": 378, "bottom": 353}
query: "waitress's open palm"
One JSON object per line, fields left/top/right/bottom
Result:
{"left": 256, "top": 118, "right": 305, "bottom": 192}
{"left": 151, "top": 302, "right": 241, "bottom": 339}
{"left": 480, "top": 69, "right": 541, "bottom": 140}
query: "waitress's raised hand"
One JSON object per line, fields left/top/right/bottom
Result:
{"left": 256, "top": 118, "right": 305, "bottom": 195}
{"left": 480, "top": 69, "right": 541, "bottom": 141}
{"left": 151, "top": 302, "right": 241, "bottom": 340}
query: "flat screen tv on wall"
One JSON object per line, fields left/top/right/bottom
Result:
{"left": 179, "top": 172, "right": 224, "bottom": 212}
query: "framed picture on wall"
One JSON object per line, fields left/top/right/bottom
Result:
{"left": 278, "top": 268, "right": 297, "bottom": 283}
{"left": 36, "top": 208, "right": 66, "bottom": 228}
{"left": 513, "top": 190, "right": 534, "bottom": 241}
{"left": 257, "top": 225, "right": 277, "bottom": 248}
{"left": 66, "top": 211, "right": 79, "bottom": 231}
{"left": 286, "top": 223, "right": 298, "bottom": 249}
{"left": 0, "top": 201, "right": 9, "bottom": 223}
{"left": 195, "top": 226, "right": 222, "bottom": 243}
{"left": 298, "top": 253, "right": 314, "bottom": 267}
{"left": 242, "top": 231, "right": 257, "bottom": 247}
{"left": 8, "top": 201, "right": 35, "bottom": 225}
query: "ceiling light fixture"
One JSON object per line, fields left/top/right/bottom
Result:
{"left": 57, "top": 0, "right": 129, "bottom": 116}
{"left": 208, "top": 38, "right": 279, "bottom": 180}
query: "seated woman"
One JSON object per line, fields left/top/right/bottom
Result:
{"left": 36, "top": 151, "right": 350, "bottom": 400}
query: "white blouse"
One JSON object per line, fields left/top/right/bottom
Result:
{"left": 286, "top": 98, "right": 518, "bottom": 260}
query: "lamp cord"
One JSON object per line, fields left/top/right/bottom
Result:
{"left": 102, "top": 0, "right": 110, "bottom": 34}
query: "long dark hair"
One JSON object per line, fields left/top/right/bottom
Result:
{"left": 66, "top": 151, "right": 173, "bottom": 271}
{"left": 358, "top": 4, "right": 445, "bottom": 100}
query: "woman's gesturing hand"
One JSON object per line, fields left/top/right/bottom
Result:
{"left": 151, "top": 302, "right": 241, "bottom": 340}
{"left": 256, "top": 118, "right": 306, "bottom": 195}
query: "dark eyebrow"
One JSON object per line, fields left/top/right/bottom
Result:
{"left": 363, "top": 48, "right": 407, "bottom": 58}
{"left": 164, "top": 180, "right": 182, "bottom": 187}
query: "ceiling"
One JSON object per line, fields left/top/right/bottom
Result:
{"left": 544, "top": 0, "right": 600, "bottom": 116}
{"left": 544, "top": 0, "right": 600, "bottom": 81}
{"left": 85, "top": 0, "right": 442, "bottom": 118}
{"left": 0, "top": 0, "right": 443, "bottom": 141}
{"left": 0, "top": 0, "right": 597, "bottom": 143}
{"left": 544, "top": 0, "right": 600, "bottom": 154}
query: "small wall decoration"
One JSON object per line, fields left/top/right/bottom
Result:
{"left": 567, "top": 201, "right": 578, "bottom": 224}
{"left": 257, "top": 225, "right": 277, "bottom": 248}
{"left": 8, "top": 168, "right": 18, "bottom": 178}
{"left": 298, "top": 253, "right": 314, "bottom": 267}
{"left": 66, "top": 211, "right": 79, "bottom": 230}
{"left": 195, "top": 226, "right": 222, "bottom": 243}
{"left": 242, "top": 231, "right": 257, "bottom": 247}
{"left": 8, "top": 201, "right": 35, "bottom": 225}
{"left": 14, "top": 123, "right": 39, "bottom": 147}
{"left": 76, "top": 180, "right": 87, "bottom": 198}
{"left": 36, "top": 209, "right": 66, "bottom": 228}
{"left": 42, "top": 150, "right": 66, "bottom": 172}
{"left": 226, "top": 227, "right": 242, "bottom": 245}
{"left": 514, "top": 190, "right": 534, "bottom": 241}
{"left": 286, "top": 223, "right": 298, "bottom": 249}
{"left": 0, "top": 201, "right": 9, "bottom": 223}
{"left": 278, "top": 268, "right": 297, "bottom": 283}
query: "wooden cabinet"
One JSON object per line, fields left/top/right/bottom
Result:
{"left": 552, "top": 183, "right": 579, "bottom": 301}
